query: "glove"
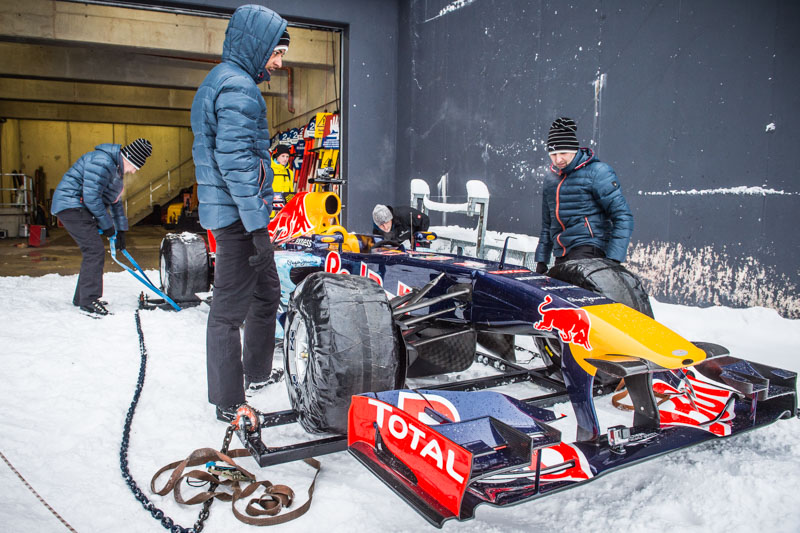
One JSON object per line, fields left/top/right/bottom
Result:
{"left": 115, "top": 231, "right": 126, "bottom": 251}
{"left": 535, "top": 262, "right": 548, "bottom": 275}
{"left": 100, "top": 226, "right": 116, "bottom": 238}
{"left": 248, "top": 231, "right": 274, "bottom": 272}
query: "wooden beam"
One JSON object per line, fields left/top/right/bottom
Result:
{"left": 0, "top": 0, "right": 338, "bottom": 69}
{"left": 0, "top": 42, "right": 289, "bottom": 94}
{"left": 0, "top": 99, "right": 192, "bottom": 126}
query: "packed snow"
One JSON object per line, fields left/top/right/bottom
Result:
{"left": 1, "top": 270, "right": 798, "bottom": 533}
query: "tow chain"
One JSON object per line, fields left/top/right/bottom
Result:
{"left": 121, "top": 309, "right": 222, "bottom": 533}
{"left": 125, "top": 310, "right": 321, "bottom": 531}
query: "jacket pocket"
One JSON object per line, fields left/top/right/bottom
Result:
{"left": 584, "top": 217, "right": 594, "bottom": 237}
{"left": 257, "top": 159, "right": 271, "bottom": 198}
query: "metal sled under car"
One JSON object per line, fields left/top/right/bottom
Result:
{"left": 153, "top": 182, "right": 798, "bottom": 528}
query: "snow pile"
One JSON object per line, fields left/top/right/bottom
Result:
{"left": 0, "top": 271, "right": 798, "bottom": 532}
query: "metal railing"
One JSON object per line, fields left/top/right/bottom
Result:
{"left": 124, "top": 157, "right": 195, "bottom": 224}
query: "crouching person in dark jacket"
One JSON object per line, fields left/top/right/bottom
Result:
{"left": 534, "top": 117, "right": 633, "bottom": 275}
{"left": 51, "top": 138, "right": 152, "bottom": 316}
{"left": 372, "top": 204, "right": 430, "bottom": 243}
{"left": 191, "top": 4, "right": 289, "bottom": 423}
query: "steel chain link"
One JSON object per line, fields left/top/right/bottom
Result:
{"left": 121, "top": 310, "right": 233, "bottom": 533}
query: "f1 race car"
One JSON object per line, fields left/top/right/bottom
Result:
{"left": 154, "top": 184, "right": 798, "bottom": 528}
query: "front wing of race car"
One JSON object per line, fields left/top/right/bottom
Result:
{"left": 347, "top": 357, "right": 797, "bottom": 528}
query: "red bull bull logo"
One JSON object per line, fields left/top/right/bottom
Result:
{"left": 268, "top": 192, "right": 314, "bottom": 244}
{"left": 534, "top": 295, "right": 593, "bottom": 351}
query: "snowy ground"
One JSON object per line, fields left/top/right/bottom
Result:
{"left": 1, "top": 271, "right": 799, "bottom": 533}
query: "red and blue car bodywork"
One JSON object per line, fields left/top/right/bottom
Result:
{"left": 348, "top": 358, "right": 796, "bottom": 527}
{"left": 160, "top": 190, "right": 799, "bottom": 527}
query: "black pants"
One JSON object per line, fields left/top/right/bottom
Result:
{"left": 206, "top": 221, "right": 281, "bottom": 408}
{"left": 57, "top": 207, "right": 105, "bottom": 307}
{"left": 554, "top": 245, "right": 606, "bottom": 265}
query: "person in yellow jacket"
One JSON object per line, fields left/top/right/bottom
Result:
{"left": 270, "top": 144, "right": 294, "bottom": 193}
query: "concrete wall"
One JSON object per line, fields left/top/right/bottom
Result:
{"left": 396, "top": 0, "right": 800, "bottom": 318}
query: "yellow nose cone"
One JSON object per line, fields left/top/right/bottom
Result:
{"left": 565, "top": 303, "right": 707, "bottom": 376}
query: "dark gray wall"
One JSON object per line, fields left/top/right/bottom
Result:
{"left": 396, "top": 0, "right": 800, "bottom": 318}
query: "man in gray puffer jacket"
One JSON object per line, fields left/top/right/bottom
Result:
{"left": 191, "top": 4, "right": 288, "bottom": 422}
{"left": 52, "top": 138, "right": 152, "bottom": 316}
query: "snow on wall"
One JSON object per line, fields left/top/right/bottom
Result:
{"left": 425, "top": 0, "right": 479, "bottom": 22}
{"left": 638, "top": 186, "right": 796, "bottom": 197}
{"left": 627, "top": 241, "right": 800, "bottom": 319}
{"left": 483, "top": 140, "right": 550, "bottom": 185}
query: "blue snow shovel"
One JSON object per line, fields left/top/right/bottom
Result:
{"left": 109, "top": 236, "right": 182, "bottom": 311}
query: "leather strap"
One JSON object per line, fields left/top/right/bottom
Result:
{"left": 151, "top": 449, "right": 321, "bottom": 526}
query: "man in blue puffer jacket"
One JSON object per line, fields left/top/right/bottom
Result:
{"left": 534, "top": 117, "right": 633, "bottom": 273}
{"left": 191, "top": 4, "right": 288, "bottom": 422}
{"left": 52, "top": 138, "right": 152, "bottom": 316}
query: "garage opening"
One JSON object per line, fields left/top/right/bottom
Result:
{"left": 0, "top": 0, "right": 342, "bottom": 236}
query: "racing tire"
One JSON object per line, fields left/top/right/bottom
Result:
{"left": 159, "top": 233, "right": 210, "bottom": 302}
{"left": 406, "top": 327, "right": 476, "bottom": 378}
{"left": 284, "top": 272, "right": 400, "bottom": 434}
{"left": 535, "top": 258, "right": 653, "bottom": 387}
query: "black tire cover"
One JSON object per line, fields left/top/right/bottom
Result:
{"left": 284, "top": 272, "right": 400, "bottom": 434}
{"left": 159, "top": 233, "right": 210, "bottom": 301}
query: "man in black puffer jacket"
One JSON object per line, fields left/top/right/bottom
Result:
{"left": 534, "top": 117, "right": 633, "bottom": 274}
{"left": 51, "top": 139, "right": 152, "bottom": 316}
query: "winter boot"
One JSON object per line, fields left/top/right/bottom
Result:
{"left": 245, "top": 368, "right": 285, "bottom": 396}
{"left": 79, "top": 299, "right": 110, "bottom": 316}
{"left": 215, "top": 403, "right": 243, "bottom": 423}
{"left": 74, "top": 299, "right": 108, "bottom": 307}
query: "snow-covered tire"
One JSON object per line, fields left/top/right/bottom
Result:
{"left": 284, "top": 272, "right": 400, "bottom": 434}
{"left": 159, "top": 233, "right": 210, "bottom": 302}
{"left": 406, "top": 327, "right": 476, "bottom": 378}
{"left": 535, "top": 258, "right": 653, "bottom": 386}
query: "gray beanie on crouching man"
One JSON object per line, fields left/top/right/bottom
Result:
{"left": 373, "top": 204, "right": 392, "bottom": 226}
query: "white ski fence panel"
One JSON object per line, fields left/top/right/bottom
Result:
{"left": 410, "top": 178, "right": 538, "bottom": 269}
{"left": 411, "top": 177, "right": 489, "bottom": 256}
